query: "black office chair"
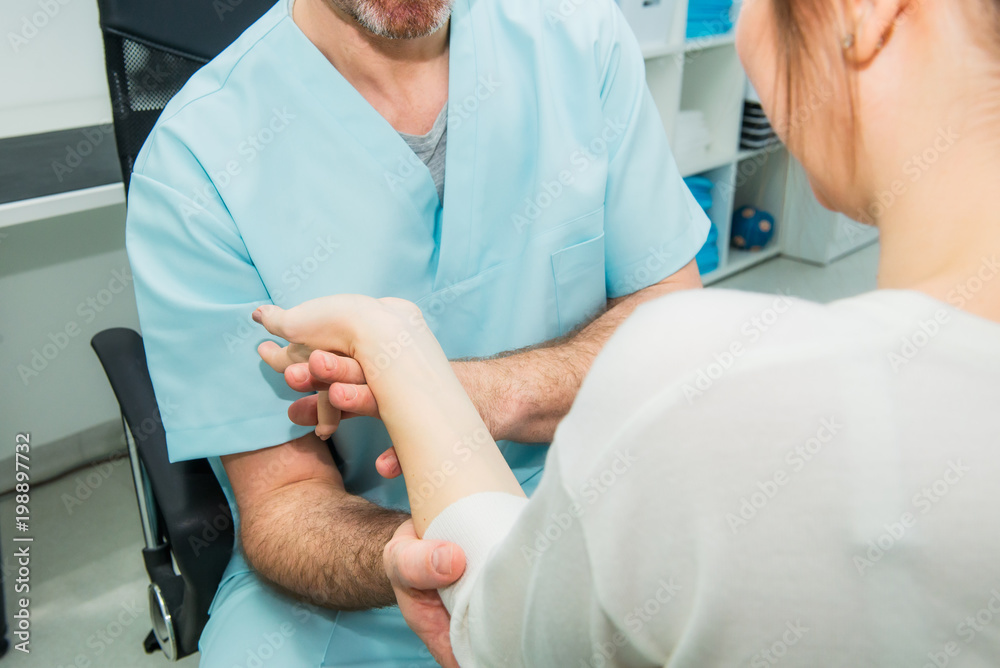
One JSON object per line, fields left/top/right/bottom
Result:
{"left": 91, "top": 0, "right": 274, "bottom": 659}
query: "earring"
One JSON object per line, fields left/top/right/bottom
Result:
{"left": 842, "top": 33, "right": 855, "bottom": 50}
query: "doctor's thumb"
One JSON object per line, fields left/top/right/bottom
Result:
{"left": 388, "top": 539, "right": 466, "bottom": 590}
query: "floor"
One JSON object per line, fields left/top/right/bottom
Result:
{"left": 0, "top": 243, "right": 880, "bottom": 668}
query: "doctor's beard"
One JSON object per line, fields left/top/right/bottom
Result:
{"left": 332, "top": 0, "right": 454, "bottom": 39}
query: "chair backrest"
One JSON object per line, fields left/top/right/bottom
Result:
{"left": 97, "top": 0, "right": 277, "bottom": 188}
{"left": 93, "top": 0, "right": 275, "bottom": 657}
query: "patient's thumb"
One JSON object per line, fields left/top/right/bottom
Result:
{"left": 252, "top": 304, "right": 286, "bottom": 336}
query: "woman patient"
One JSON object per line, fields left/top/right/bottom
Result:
{"left": 251, "top": 0, "right": 1000, "bottom": 664}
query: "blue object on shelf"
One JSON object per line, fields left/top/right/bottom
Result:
{"left": 683, "top": 176, "right": 714, "bottom": 210}
{"left": 731, "top": 206, "right": 776, "bottom": 251}
{"left": 685, "top": 175, "right": 718, "bottom": 274}
{"left": 695, "top": 222, "right": 720, "bottom": 274}
{"left": 686, "top": 0, "right": 733, "bottom": 39}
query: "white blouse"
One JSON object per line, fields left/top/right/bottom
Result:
{"left": 426, "top": 289, "right": 1000, "bottom": 667}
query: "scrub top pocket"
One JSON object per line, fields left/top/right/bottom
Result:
{"left": 551, "top": 229, "right": 607, "bottom": 336}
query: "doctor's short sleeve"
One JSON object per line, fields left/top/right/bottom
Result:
{"left": 126, "top": 138, "right": 311, "bottom": 462}
{"left": 597, "top": 3, "right": 710, "bottom": 299}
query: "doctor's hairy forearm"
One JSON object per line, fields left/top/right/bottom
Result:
{"left": 221, "top": 433, "right": 407, "bottom": 609}
{"left": 456, "top": 259, "right": 702, "bottom": 444}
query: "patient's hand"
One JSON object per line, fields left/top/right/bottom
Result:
{"left": 254, "top": 296, "right": 422, "bottom": 439}
{"left": 255, "top": 295, "right": 524, "bottom": 535}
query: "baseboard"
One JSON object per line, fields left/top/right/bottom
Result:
{"left": 1, "top": 419, "right": 127, "bottom": 495}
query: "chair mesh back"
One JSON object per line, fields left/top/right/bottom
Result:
{"left": 102, "top": 32, "right": 206, "bottom": 189}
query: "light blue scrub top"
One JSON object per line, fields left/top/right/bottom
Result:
{"left": 126, "top": 0, "right": 708, "bottom": 660}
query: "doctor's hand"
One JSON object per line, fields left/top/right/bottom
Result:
{"left": 278, "top": 351, "right": 409, "bottom": 477}
{"left": 254, "top": 295, "right": 420, "bottom": 439}
{"left": 384, "top": 520, "right": 465, "bottom": 668}
{"left": 277, "top": 349, "right": 382, "bottom": 423}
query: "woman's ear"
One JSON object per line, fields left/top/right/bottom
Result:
{"left": 844, "top": 0, "right": 912, "bottom": 66}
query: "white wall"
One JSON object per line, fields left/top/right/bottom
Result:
{"left": 1, "top": 0, "right": 132, "bottom": 485}
{"left": 0, "top": 203, "right": 138, "bottom": 487}
{"left": 1, "top": 0, "right": 113, "bottom": 138}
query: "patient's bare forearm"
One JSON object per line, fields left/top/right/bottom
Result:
{"left": 359, "top": 308, "right": 526, "bottom": 534}
{"left": 240, "top": 479, "right": 408, "bottom": 610}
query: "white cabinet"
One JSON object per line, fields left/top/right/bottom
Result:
{"left": 635, "top": 1, "right": 878, "bottom": 282}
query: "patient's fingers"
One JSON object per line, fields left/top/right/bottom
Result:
{"left": 288, "top": 395, "right": 319, "bottom": 426}
{"left": 288, "top": 395, "right": 362, "bottom": 427}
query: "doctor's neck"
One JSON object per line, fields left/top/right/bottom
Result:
{"left": 294, "top": 0, "right": 451, "bottom": 132}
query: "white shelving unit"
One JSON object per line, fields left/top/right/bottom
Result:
{"left": 623, "top": 0, "right": 877, "bottom": 283}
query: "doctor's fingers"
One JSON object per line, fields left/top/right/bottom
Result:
{"left": 308, "top": 350, "right": 367, "bottom": 385}
{"left": 288, "top": 394, "right": 363, "bottom": 427}
{"left": 283, "top": 353, "right": 366, "bottom": 392}
{"left": 385, "top": 523, "right": 466, "bottom": 590}
{"left": 257, "top": 340, "right": 313, "bottom": 373}
{"left": 376, "top": 447, "right": 402, "bottom": 479}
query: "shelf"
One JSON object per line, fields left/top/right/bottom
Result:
{"left": 642, "top": 43, "right": 685, "bottom": 60}
{"left": 642, "top": 32, "right": 737, "bottom": 60}
{"left": 0, "top": 183, "right": 125, "bottom": 229}
{"left": 702, "top": 244, "right": 781, "bottom": 284}
{"left": 676, "top": 44, "right": 745, "bottom": 179}
{"left": 678, "top": 150, "right": 738, "bottom": 178}
{"left": 684, "top": 32, "right": 736, "bottom": 53}
{"left": 736, "top": 143, "right": 783, "bottom": 163}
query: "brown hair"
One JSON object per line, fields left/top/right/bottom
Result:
{"left": 768, "top": 0, "right": 850, "bottom": 147}
{"left": 769, "top": 0, "right": 1000, "bottom": 135}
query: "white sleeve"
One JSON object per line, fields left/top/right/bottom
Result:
{"left": 424, "top": 443, "right": 663, "bottom": 668}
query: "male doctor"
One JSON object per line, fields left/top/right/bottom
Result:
{"left": 125, "top": 0, "right": 709, "bottom": 664}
